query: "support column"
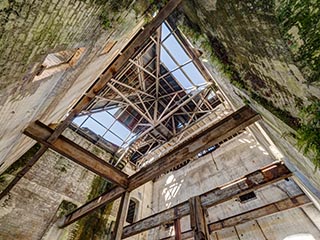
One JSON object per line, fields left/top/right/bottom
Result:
{"left": 174, "top": 217, "right": 182, "bottom": 240}
{"left": 189, "top": 196, "right": 209, "bottom": 240}
{"left": 113, "top": 191, "right": 130, "bottom": 240}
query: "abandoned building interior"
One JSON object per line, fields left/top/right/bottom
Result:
{"left": 0, "top": 0, "right": 319, "bottom": 240}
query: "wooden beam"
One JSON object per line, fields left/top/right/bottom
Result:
{"left": 128, "top": 105, "right": 259, "bottom": 190}
{"left": 208, "top": 194, "right": 311, "bottom": 232}
{"left": 113, "top": 192, "right": 131, "bottom": 240}
{"left": 57, "top": 105, "right": 260, "bottom": 227}
{"left": 155, "top": 194, "right": 312, "bottom": 240}
{"left": 1, "top": 0, "right": 183, "bottom": 199}
{"left": 23, "top": 121, "right": 128, "bottom": 188}
{"left": 174, "top": 218, "right": 182, "bottom": 240}
{"left": 121, "top": 162, "right": 292, "bottom": 238}
{"left": 57, "top": 186, "right": 126, "bottom": 227}
{"left": 190, "top": 196, "right": 208, "bottom": 240}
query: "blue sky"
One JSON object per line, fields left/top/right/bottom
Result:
{"left": 73, "top": 22, "right": 208, "bottom": 147}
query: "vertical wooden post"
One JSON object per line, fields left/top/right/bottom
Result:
{"left": 113, "top": 191, "right": 130, "bottom": 240}
{"left": 174, "top": 218, "right": 182, "bottom": 240}
{"left": 189, "top": 196, "right": 209, "bottom": 240}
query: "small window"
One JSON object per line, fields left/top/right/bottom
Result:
{"left": 239, "top": 191, "right": 257, "bottom": 203}
{"left": 126, "top": 199, "right": 138, "bottom": 224}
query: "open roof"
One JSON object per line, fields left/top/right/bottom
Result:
{"left": 72, "top": 20, "right": 222, "bottom": 166}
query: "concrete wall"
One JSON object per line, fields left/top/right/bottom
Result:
{"left": 0, "top": 0, "right": 149, "bottom": 176}
{"left": 148, "top": 128, "right": 320, "bottom": 239}
{"left": 0, "top": 128, "right": 115, "bottom": 240}
{"left": 174, "top": 0, "right": 320, "bottom": 197}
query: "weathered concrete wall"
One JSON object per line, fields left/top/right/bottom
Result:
{"left": 149, "top": 129, "right": 320, "bottom": 239}
{"left": 174, "top": 0, "right": 320, "bottom": 199}
{"left": 179, "top": 0, "right": 319, "bottom": 122}
{"left": 152, "top": 130, "right": 275, "bottom": 213}
{"left": 0, "top": 128, "right": 115, "bottom": 240}
{"left": 0, "top": 0, "right": 152, "bottom": 175}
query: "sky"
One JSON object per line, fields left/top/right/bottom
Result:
{"left": 73, "top": 22, "right": 208, "bottom": 147}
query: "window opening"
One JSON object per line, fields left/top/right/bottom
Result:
{"left": 126, "top": 199, "right": 138, "bottom": 224}
{"left": 239, "top": 191, "right": 257, "bottom": 203}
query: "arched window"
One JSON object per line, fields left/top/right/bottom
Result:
{"left": 126, "top": 198, "right": 139, "bottom": 224}
{"left": 283, "top": 233, "right": 316, "bottom": 240}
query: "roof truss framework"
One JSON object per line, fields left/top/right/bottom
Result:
{"left": 73, "top": 19, "right": 222, "bottom": 165}
{"left": 57, "top": 106, "right": 260, "bottom": 227}
{"left": 2, "top": 1, "right": 303, "bottom": 237}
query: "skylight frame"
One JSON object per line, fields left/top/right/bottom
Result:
{"left": 71, "top": 19, "right": 221, "bottom": 165}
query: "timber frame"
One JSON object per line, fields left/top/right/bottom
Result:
{"left": 121, "top": 162, "right": 292, "bottom": 239}
{"left": 57, "top": 105, "right": 260, "bottom": 227}
{"left": 0, "top": 0, "right": 184, "bottom": 200}
{"left": 0, "top": 0, "right": 311, "bottom": 239}
{"left": 159, "top": 194, "right": 311, "bottom": 240}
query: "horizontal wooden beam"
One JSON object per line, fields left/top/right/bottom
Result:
{"left": 1, "top": 0, "right": 183, "bottom": 199}
{"left": 128, "top": 105, "right": 260, "bottom": 190}
{"left": 208, "top": 194, "right": 311, "bottom": 232}
{"left": 57, "top": 106, "right": 260, "bottom": 227}
{"left": 122, "top": 162, "right": 292, "bottom": 239}
{"left": 161, "top": 194, "right": 311, "bottom": 240}
{"left": 24, "top": 121, "right": 128, "bottom": 188}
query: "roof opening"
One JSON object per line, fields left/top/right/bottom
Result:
{"left": 71, "top": 19, "right": 221, "bottom": 166}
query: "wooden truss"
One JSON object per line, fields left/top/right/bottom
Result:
{"left": 57, "top": 105, "right": 260, "bottom": 227}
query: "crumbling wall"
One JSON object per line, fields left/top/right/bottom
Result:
{"left": 179, "top": 0, "right": 319, "bottom": 123}
{"left": 0, "top": 129, "right": 115, "bottom": 240}
{"left": 0, "top": 0, "right": 153, "bottom": 174}
{"left": 150, "top": 130, "right": 320, "bottom": 239}
{"left": 175, "top": 0, "right": 320, "bottom": 196}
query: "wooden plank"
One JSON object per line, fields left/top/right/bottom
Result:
{"left": 121, "top": 162, "right": 291, "bottom": 238}
{"left": 208, "top": 194, "right": 311, "bottom": 233}
{"left": 190, "top": 196, "right": 208, "bottom": 240}
{"left": 174, "top": 218, "right": 182, "bottom": 240}
{"left": 58, "top": 106, "right": 260, "bottom": 227}
{"left": 24, "top": 121, "right": 128, "bottom": 188}
{"left": 114, "top": 192, "right": 131, "bottom": 240}
{"left": 128, "top": 105, "right": 260, "bottom": 190}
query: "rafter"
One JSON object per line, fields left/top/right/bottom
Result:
{"left": 24, "top": 121, "right": 129, "bottom": 187}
